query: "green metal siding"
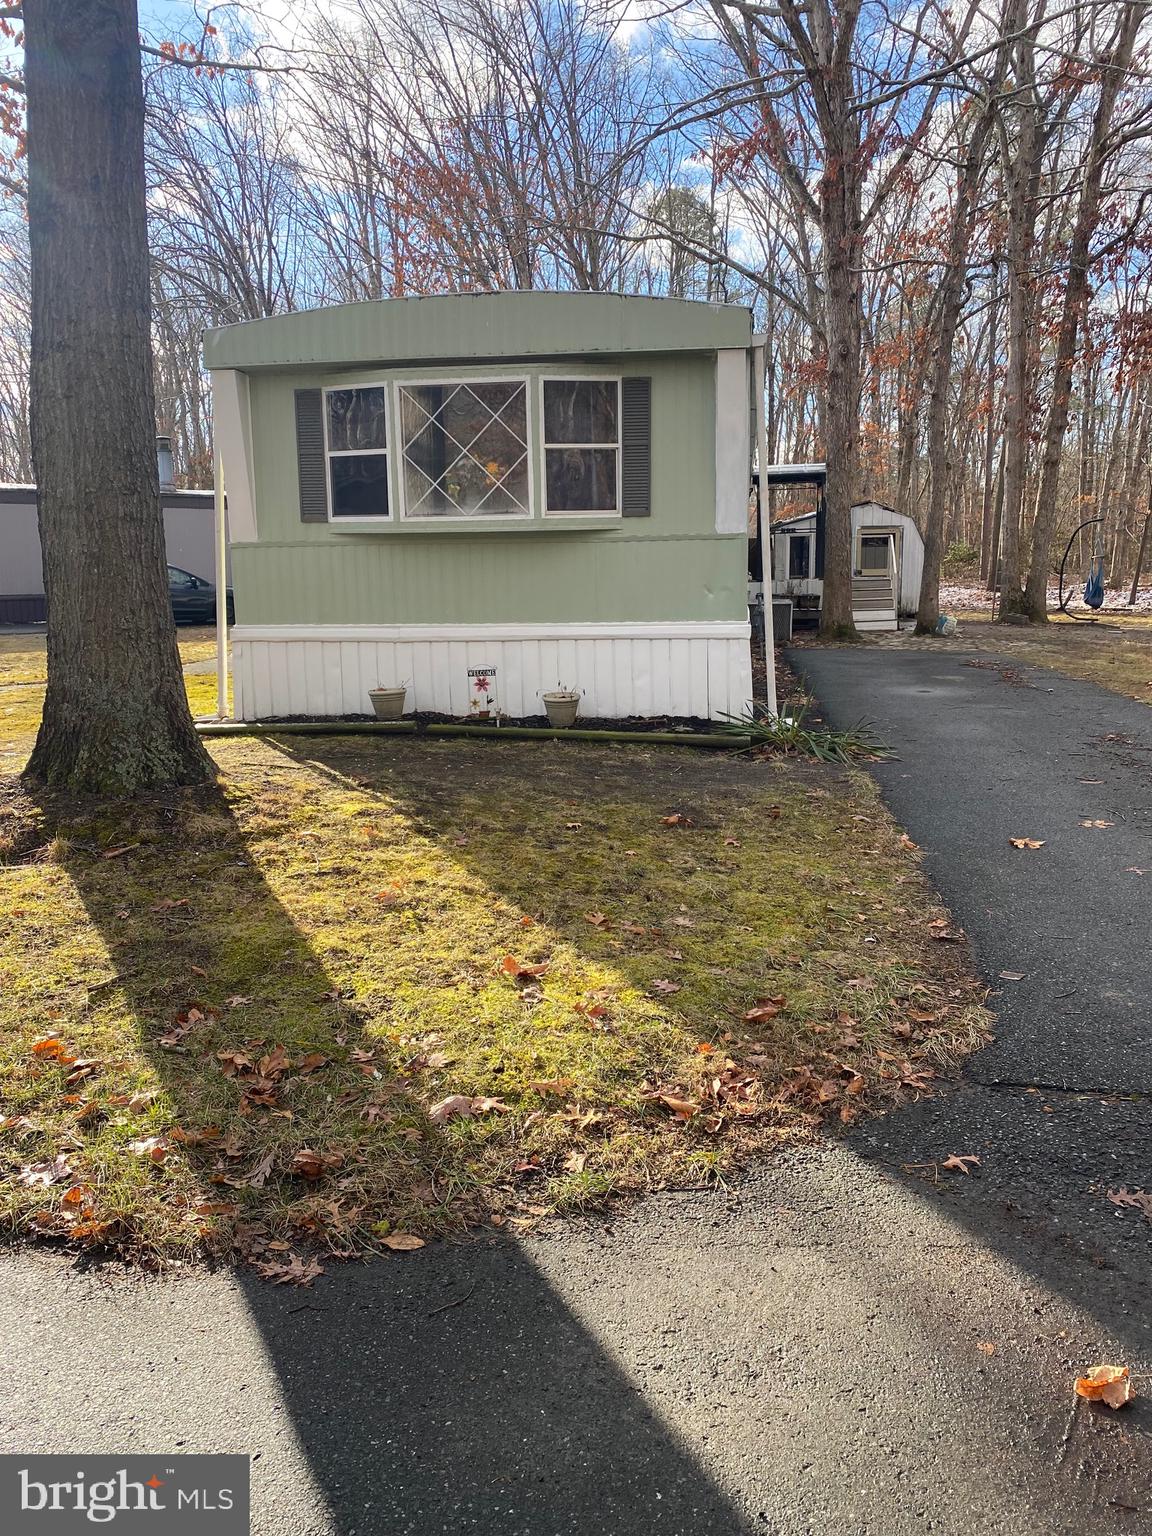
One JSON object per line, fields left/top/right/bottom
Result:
{"left": 231, "top": 349, "right": 748, "bottom": 627}
{"left": 205, "top": 291, "right": 752, "bottom": 371}
{"left": 230, "top": 537, "right": 742, "bottom": 625}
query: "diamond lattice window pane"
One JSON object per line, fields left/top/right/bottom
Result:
{"left": 400, "top": 382, "right": 529, "bottom": 517}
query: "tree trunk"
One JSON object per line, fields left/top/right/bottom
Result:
{"left": 979, "top": 277, "right": 1000, "bottom": 583}
{"left": 997, "top": 0, "right": 1042, "bottom": 619}
{"left": 917, "top": 120, "right": 990, "bottom": 633}
{"left": 1023, "top": 1, "right": 1148, "bottom": 620}
{"left": 818, "top": 98, "right": 863, "bottom": 639}
{"left": 23, "top": 0, "right": 212, "bottom": 794}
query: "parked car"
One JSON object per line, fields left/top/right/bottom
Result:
{"left": 168, "top": 565, "right": 234, "bottom": 625}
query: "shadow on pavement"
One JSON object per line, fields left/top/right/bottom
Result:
{"left": 236, "top": 1238, "right": 750, "bottom": 1535}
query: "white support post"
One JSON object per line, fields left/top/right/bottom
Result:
{"left": 752, "top": 337, "right": 777, "bottom": 714}
{"left": 214, "top": 448, "right": 230, "bottom": 719}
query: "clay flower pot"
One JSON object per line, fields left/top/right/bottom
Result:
{"left": 541, "top": 690, "right": 581, "bottom": 729}
{"left": 368, "top": 686, "right": 407, "bottom": 720}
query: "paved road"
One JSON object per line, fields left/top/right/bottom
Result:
{"left": 3, "top": 647, "right": 1151, "bottom": 1535}
{"left": 795, "top": 645, "right": 1152, "bottom": 1093}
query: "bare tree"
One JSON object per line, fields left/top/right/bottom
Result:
{"left": 22, "top": 0, "right": 211, "bottom": 792}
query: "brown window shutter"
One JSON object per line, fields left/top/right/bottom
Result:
{"left": 295, "top": 388, "right": 328, "bottom": 522}
{"left": 620, "top": 376, "right": 651, "bottom": 517}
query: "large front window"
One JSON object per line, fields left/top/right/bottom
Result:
{"left": 326, "top": 387, "right": 389, "bottom": 518}
{"left": 398, "top": 380, "right": 530, "bottom": 518}
{"left": 543, "top": 379, "right": 619, "bottom": 514}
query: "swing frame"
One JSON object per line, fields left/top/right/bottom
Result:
{"left": 1057, "top": 517, "right": 1105, "bottom": 622}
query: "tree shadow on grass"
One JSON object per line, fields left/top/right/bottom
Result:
{"left": 19, "top": 777, "right": 751, "bottom": 1535}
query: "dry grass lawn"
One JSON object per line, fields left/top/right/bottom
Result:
{"left": 0, "top": 631, "right": 990, "bottom": 1280}
{"left": 948, "top": 614, "right": 1152, "bottom": 703}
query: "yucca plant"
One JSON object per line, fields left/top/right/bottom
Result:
{"left": 718, "top": 699, "right": 891, "bottom": 763}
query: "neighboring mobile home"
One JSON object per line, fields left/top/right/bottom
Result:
{"left": 204, "top": 292, "right": 760, "bottom": 721}
{"left": 0, "top": 476, "right": 219, "bottom": 626}
{"left": 770, "top": 499, "right": 925, "bottom": 629}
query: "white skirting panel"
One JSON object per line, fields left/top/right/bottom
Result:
{"left": 231, "top": 622, "right": 752, "bottom": 722}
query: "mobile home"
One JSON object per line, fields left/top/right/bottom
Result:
{"left": 205, "top": 291, "right": 763, "bottom": 721}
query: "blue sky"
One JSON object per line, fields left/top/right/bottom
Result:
{"left": 137, "top": 1, "right": 207, "bottom": 40}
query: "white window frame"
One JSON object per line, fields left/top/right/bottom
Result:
{"left": 322, "top": 384, "right": 392, "bottom": 524}
{"left": 393, "top": 374, "right": 534, "bottom": 524}
{"left": 540, "top": 375, "right": 622, "bottom": 519}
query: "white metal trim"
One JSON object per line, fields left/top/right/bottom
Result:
{"left": 714, "top": 349, "right": 750, "bottom": 536}
{"left": 232, "top": 621, "right": 751, "bottom": 643}
{"left": 211, "top": 370, "right": 257, "bottom": 543}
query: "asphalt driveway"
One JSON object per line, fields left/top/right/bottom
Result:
{"left": 2, "top": 645, "right": 1151, "bottom": 1535}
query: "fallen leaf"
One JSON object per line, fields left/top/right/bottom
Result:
{"left": 899, "top": 834, "right": 919, "bottom": 851}
{"left": 651, "top": 979, "right": 682, "bottom": 995}
{"left": 428, "top": 1094, "right": 474, "bottom": 1123}
{"left": 657, "top": 1094, "right": 698, "bottom": 1120}
{"left": 529, "top": 1078, "right": 575, "bottom": 1095}
{"left": 501, "top": 955, "right": 549, "bottom": 981}
{"left": 291, "top": 1147, "right": 344, "bottom": 1179}
{"left": 1008, "top": 838, "right": 1045, "bottom": 850}
{"left": 743, "top": 996, "right": 786, "bottom": 1023}
{"left": 427, "top": 1094, "right": 511, "bottom": 1123}
{"left": 150, "top": 897, "right": 190, "bottom": 912}
{"left": 31, "top": 1038, "right": 76, "bottom": 1065}
{"left": 941, "top": 1154, "right": 981, "bottom": 1174}
{"left": 659, "top": 813, "right": 694, "bottom": 827}
{"left": 381, "top": 1232, "right": 425, "bottom": 1251}
{"left": 976, "top": 1341, "right": 997, "bottom": 1356}
{"left": 252, "top": 1254, "right": 325, "bottom": 1287}
{"left": 583, "top": 912, "right": 610, "bottom": 928}
{"left": 1079, "top": 820, "right": 1114, "bottom": 829}
{"left": 246, "top": 1148, "right": 276, "bottom": 1188}
{"left": 1107, "top": 1187, "right": 1152, "bottom": 1220}
{"left": 998, "top": 971, "right": 1026, "bottom": 982}
{"left": 563, "top": 1150, "right": 588, "bottom": 1173}
{"left": 100, "top": 843, "right": 140, "bottom": 859}
{"left": 1074, "top": 1364, "right": 1135, "bottom": 1409}
{"left": 128, "top": 1136, "right": 169, "bottom": 1163}
{"left": 723, "top": 836, "right": 740, "bottom": 847}
{"left": 18, "top": 1154, "right": 74, "bottom": 1187}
